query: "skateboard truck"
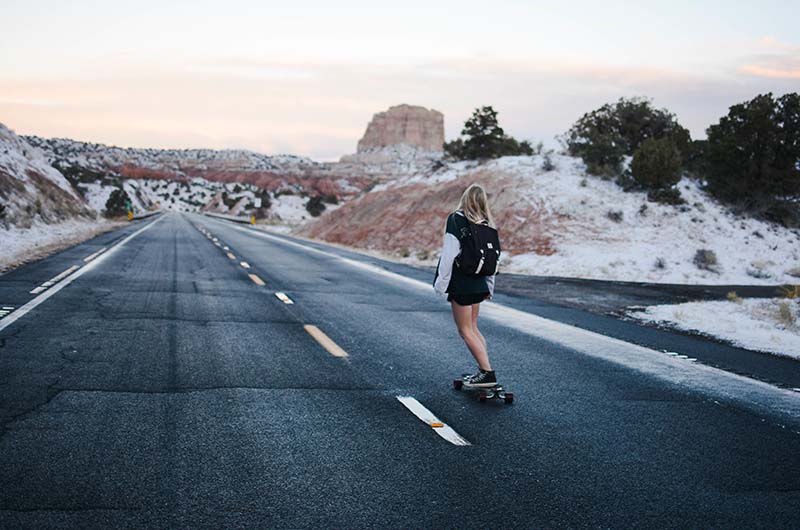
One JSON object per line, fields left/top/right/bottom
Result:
{"left": 453, "top": 374, "right": 514, "bottom": 404}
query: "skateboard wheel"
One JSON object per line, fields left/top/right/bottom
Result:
{"left": 504, "top": 393, "right": 514, "bottom": 404}
{"left": 453, "top": 379, "right": 463, "bottom": 390}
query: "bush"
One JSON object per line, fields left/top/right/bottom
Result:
{"left": 257, "top": 191, "right": 272, "bottom": 210}
{"left": 778, "top": 300, "right": 795, "bottom": 326}
{"left": 541, "top": 153, "right": 556, "bottom": 172}
{"left": 631, "top": 137, "right": 683, "bottom": 190}
{"left": 0, "top": 202, "right": 5, "bottom": 220}
{"left": 705, "top": 92, "right": 800, "bottom": 225}
{"left": 322, "top": 194, "right": 339, "bottom": 205}
{"left": 646, "top": 187, "right": 684, "bottom": 205}
{"left": 445, "top": 106, "right": 534, "bottom": 160}
{"left": 565, "top": 97, "right": 691, "bottom": 177}
{"left": 693, "top": 249, "right": 719, "bottom": 273}
{"left": 105, "top": 187, "right": 131, "bottom": 217}
{"left": 606, "top": 210, "right": 624, "bottom": 223}
{"left": 305, "top": 196, "right": 326, "bottom": 217}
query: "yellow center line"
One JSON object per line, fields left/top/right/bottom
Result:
{"left": 304, "top": 325, "right": 348, "bottom": 358}
{"left": 240, "top": 262, "right": 250, "bottom": 269}
{"left": 226, "top": 252, "right": 236, "bottom": 260}
{"left": 248, "top": 273, "right": 266, "bottom": 286}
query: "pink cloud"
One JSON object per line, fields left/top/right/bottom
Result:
{"left": 739, "top": 64, "right": 800, "bottom": 80}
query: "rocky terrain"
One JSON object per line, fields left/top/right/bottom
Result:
{"left": 298, "top": 154, "right": 800, "bottom": 286}
{"left": 356, "top": 104, "right": 444, "bottom": 153}
{"left": 0, "top": 124, "right": 94, "bottom": 228}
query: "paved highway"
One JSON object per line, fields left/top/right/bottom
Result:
{"left": 1, "top": 212, "right": 798, "bottom": 529}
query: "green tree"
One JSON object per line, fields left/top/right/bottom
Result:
{"left": 444, "top": 106, "right": 534, "bottom": 160}
{"left": 705, "top": 92, "right": 800, "bottom": 225}
{"left": 631, "top": 138, "right": 684, "bottom": 203}
{"left": 105, "top": 187, "right": 131, "bottom": 217}
{"left": 565, "top": 97, "right": 691, "bottom": 177}
{"left": 305, "top": 196, "right": 326, "bottom": 217}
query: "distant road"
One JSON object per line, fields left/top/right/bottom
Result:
{"left": 1, "top": 212, "right": 798, "bottom": 529}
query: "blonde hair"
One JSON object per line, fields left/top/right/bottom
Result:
{"left": 457, "top": 184, "right": 494, "bottom": 227}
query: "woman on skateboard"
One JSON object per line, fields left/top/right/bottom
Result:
{"left": 433, "top": 184, "right": 499, "bottom": 388}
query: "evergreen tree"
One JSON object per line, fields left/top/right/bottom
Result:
{"left": 705, "top": 92, "right": 800, "bottom": 224}
{"left": 445, "top": 106, "right": 534, "bottom": 160}
{"left": 105, "top": 187, "right": 131, "bottom": 217}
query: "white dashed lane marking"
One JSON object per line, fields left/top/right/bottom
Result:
{"left": 83, "top": 247, "right": 107, "bottom": 263}
{"left": 396, "top": 396, "right": 471, "bottom": 446}
{"left": 1, "top": 218, "right": 161, "bottom": 333}
{"left": 29, "top": 265, "right": 80, "bottom": 294}
{"left": 275, "top": 292, "right": 294, "bottom": 304}
{"left": 248, "top": 274, "right": 266, "bottom": 286}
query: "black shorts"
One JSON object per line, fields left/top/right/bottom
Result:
{"left": 447, "top": 292, "right": 489, "bottom": 306}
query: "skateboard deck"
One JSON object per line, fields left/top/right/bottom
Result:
{"left": 453, "top": 373, "right": 514, "bottom": 404}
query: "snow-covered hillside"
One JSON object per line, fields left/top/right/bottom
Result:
{"left": 299, "top": 153, "right": 800, "bottom": 285}
{"left": 0, "top": 123, "right": 93, "bottom": 227}
{"left": 24, "top": 135, "right": 319, "bottom": 177}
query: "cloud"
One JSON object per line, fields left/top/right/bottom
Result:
{"left": 739, "top": 37, "right": 800, "bottom": 80}
{"left": 1, "top": 54, "right": 797, "bottom": 159}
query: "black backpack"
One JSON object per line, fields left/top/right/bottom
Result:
{"left": 455, "top": 216, "right": 501, "bottom": 277}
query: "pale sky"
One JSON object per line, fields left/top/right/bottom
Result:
{"left": 1, "top": 0, "right": 798, "bottom": 160}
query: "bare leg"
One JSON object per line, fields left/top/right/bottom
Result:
{"left": 451, "top": 302, "right": 492, "bottom": 371}
{"left": 471, "top": 303, "right": 487, "bottom": 354}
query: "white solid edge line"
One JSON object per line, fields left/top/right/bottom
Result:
{"left": 0, "top": 218, "right": 162, "bottom": 333}
{"left": 213, "top": 218, "right": 800, "bottom": 425}
{"left": 397, "top": 396, "right": 470, "bottom": 446}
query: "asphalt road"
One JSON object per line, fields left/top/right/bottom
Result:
{"left": 1, "top": 212, "right": 799, "bottom": 529}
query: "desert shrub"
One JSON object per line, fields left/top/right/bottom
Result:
{"left": 541, "top": 153, "right": 556, "bottom": 172}
{"left": 631, "top": 137, "right": 683, "bottom": 190}
{"left": 781, "top": 285, "right": 800, "bottom": 299}
{"left": 105, "top": 187, "right": 130, "bottom": 217}
{"left": 257, "top": 191, "right": 272, "bottom": 210}
{"left": 654, "top": 257, "right": 666, "bottom": 270}
{"left": 221, "top": 193, "right": 237, "bottom": 209}
{"left": 565, "top": 97, "right": 691, "bottom": 177}
{"left": 646, "top": 187, "right": 685, "bottom": 205}
{"left": 305, "top": 196, "right": 326, "bottom": 217}
{"left": 777, "top": 301, "right": 795, "bottom": 326}
{"left": 606, "top": 210, "right": 624, "bottom": 222}
{"left": 416, "top": 249, "right": 430, "bottom": 260}
{"left": 693, "top": 249, "right": 719, "bottom": 273}
{"left": 726, "top": 291, "right": 741, "bottom": 303}
{"left": 0, "top": 202, "right": 5, "bottom": 220}
{"left": 444, "top": 106, "right": 534, "bottom": 160}
{"left": 322, "top": 194, "right": 339, "bottom": 205}
{"left": 399, "top": 248, "right": 411, "bottom": 258}
{"left": 705, "top": 92, "right": 800, "bottom": 226}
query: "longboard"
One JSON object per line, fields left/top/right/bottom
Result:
{"left": 453, "top": 373, "right": 514, "bottom": 404}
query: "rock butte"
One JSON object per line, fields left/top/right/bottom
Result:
{"left": 356, "top": 104, "right": 444, "bottom": 153}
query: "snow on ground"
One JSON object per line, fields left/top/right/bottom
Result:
{"left": 0, "top": 218, "right": 124, "bottom": 273}
{"left": 340, "top": 153, "right": 799, "bottom": 286}
{"left": 270, "top": 194, "right": 311, "bottom": 224}
{"left": 491, "top": 155, "right": 799, "bottom": 285}
{"left": 629, "top": 298, "right": 800, "bottom": 359}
